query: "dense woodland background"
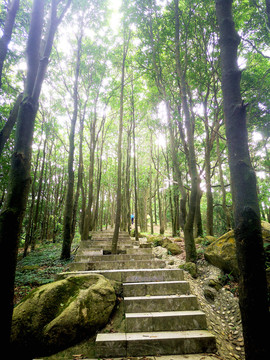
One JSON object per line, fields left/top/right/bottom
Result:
{"left": 1, "top": 0, "right": 270, "bottom": 254}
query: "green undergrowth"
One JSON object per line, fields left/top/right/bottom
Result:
{"left": 15, "top": 241, "right": 77, "bottom": 304}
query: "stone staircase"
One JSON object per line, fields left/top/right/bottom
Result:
{"left": 68, "top": 229, "right": 217, "bottom": 358}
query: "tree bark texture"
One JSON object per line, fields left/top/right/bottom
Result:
{"left": 174, "top": 0, "right": 197, "bottom": 262}
{"left": 216, "top": 1, "right": 269, "bottom": 359}
{"left": 61, "top": 30, "right": 82, "bottom": 259}
{"left": 0, "top": 0, "right": 44, "bottom": 348}
{"left": 112, "top": 29, "right": 129, "bottom": 253}
{"left": 0, "top": 93, "right": 23, "bottom": 156}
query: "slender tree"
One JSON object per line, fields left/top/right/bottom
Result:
{"left": 111, "top": 21, "right": 130, "bottom": 253}
{"left": 0, "top": 92, "right": 23, "bottom": 156}
{"left": 174, "top": 0, "right": 197, "bottom": 262}
{"left": 0, "top": 0, "right": 71, "bottom": 348}
{"left": 215, "top": 1, "right": 269, "bottom": 359}
{"left": 131, "top": 79, "right": 139, "bottom": 241}
{"left": 61, "top": 26, "right": 83, "bottom": 259}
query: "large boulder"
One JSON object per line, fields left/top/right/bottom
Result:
{"left": 11, "top": 273, "right": 116, "bottom": 359}
{"left": 204, "top": 230, "right": 238, "bottom": 276}
{"left": 204, "top": 221, "right": 270, "bottom": 277}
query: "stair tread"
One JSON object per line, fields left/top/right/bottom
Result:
{"left": 73, "top": 259, "right": 163, "bottom": 263}
{"left": 96, "top": 330, "right": 215, "bottom": 341}
{"left": 83, "top": 356, "right": 218, "bottom": 360}
{"left": 125, "top": 310, "right": 205, "bottom": 318}
{"left": 124, "top": 294, "right": 196, "bottom": 300}
{"left": 124, "top": 280, "right": 188, "bottom": 285}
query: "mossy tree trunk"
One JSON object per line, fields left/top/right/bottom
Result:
{"left": 216, "top": 1, "right": 269, "bottom": 359}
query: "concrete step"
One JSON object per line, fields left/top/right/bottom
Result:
{"left": 75, "top": 254, "right": 154, "bottom": 262}
{"left": 123, "top": 280, "right": 190, "bottom": 296}
{"left": 79, "top": 240, "right": 136, "bottom": 249}
{"left": 124, "top": 294, "right": 198, "bottom": 313}
{"left": 77, "top": 248, "right": 138, "bottom": 256}
{"left": 84, "top": 240, "right": 137, "bottom": 248}
{"left": 125, "top": 310, "right": 207, "bottom": 332}
{"left": 57, "top": 268, "right": 184, "bottom": 282}
{"left": 85, "top": 356, "right": 219, "bottom": 360}
{"left": 90, "top": 235, "right": 131, "bottom": 240}
{"left": 69, "top": 260, "right": 166, "bottom": 271}
{"left": 95, "top": 330, "right": 216, "bottom": 357}
{"left": 126, "top": 248, "right": 152, "bottom": 255}
{"left": 90, "top": 231, "right": 130, "bottom": 237}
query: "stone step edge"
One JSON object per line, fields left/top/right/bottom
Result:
{"left": 124, "top": 280, "right": 189, "bottom": 286}
{"left": 75, "top": 356, "right": 218, "bottom": 360}
{"left": 56, "top": 268, "right": 184, "bottom": 280}
{"left": 125, "top": 310, "right": 206, "bottom": 318}
{"left": 124, "top": 294, "right": 196, "bottom": 301}
{"left": 96, "top": 330, "right": 216, "bottom": 342}
{"left": 75, "top": 254, "right": 154, "bottom": 260}
{"left": 72, "top": 259, "right": 165, "bottom": 265}
{"left": 61, "top": 268, "right": 183, "bottom": 274}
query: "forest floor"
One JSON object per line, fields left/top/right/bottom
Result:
{"left": 15, "top": 240, "right": 77, "bottom": 304}
{"left": 14, "top": 230, "right": 244, "bottom": 360}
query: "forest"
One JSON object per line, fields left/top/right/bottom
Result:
{"left": 0, "top": 0, "right": 269, "bottom": 359}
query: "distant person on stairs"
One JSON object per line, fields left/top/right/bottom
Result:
{"left": 131, "top": 214, "right": 134, "bottom": 225}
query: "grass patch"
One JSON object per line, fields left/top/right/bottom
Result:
{"left": 15, "top": 241, "right": 76, "bottom": 304}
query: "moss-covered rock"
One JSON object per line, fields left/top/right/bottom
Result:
{"left": 204, "top": 221, "right": 270, "bottom": 277}
{"left": 146, "top": 235, "right": 164, "bottom": 246}
{"left": 204, "top": 230, "right": 238, "bottom": 276}
{"left": 147, "top": 236, "right": 182, "bottom": 255}
{"left": 179, "top": 262, "right": 197, "bottom": 278}
{"left": 204, "top": 235, "right": 216, "bottom": 244}
{"left": 11, "top": 274, "right": 116, "bottom": 359}
{"left": 164, "top": 241, "right": 183, "bottom": 255}
{"left": 195, "top": 237, "right": 204, "bottom": 244}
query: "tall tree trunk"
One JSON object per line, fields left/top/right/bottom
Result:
{"left": 112, "top": 29, "right": 130, "bottom": 253}
{"left": 174, "top": 0, "right": 197, "bottom": 262}
{"left": 216, "top": 1, "right": 269, "bottom": 359}
{"left": 23, "top": 134, "right": 43, "bottom": 256}
{"left": 0, "top": 1, "right": 44, "bottom": 346}
{"left": 132, "top": 131, "right": 139, "bottom": 240}
{"left": 194, "top": 178, "right": 203, "bottom": 238}
{"left": 149, "top": 164, "right": 154, "bottom": 234}
{"left": 0, "top": 93, "right": 23, "bottom": 156}
{"left": 31, "top": 137, "right": 47, "bottom": 250}
{"left": 61, "top": 29, "right": 82, "bottom": 259}
{"left": 71, "top": 115, "right": 85, "bottom": 239}
{"left": 205, "top": 128, "right": 214, "bottom": 236}
{"left": 167, "top": 108, "right": 187, "bottom": 230}
{"left": 0, "top": 0, "right": 20, "bottom": 87}
{"left": 125, "top": 124, "right": 132, "bottom": 233}
{"left": 81, "top": 96, "right": 100, "bottom": 239}
{"left": 0, "top": 0, "right": 71, "bottom": 348}
{"left": 216, "top": 135, "right": 231, "bottom": 230}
